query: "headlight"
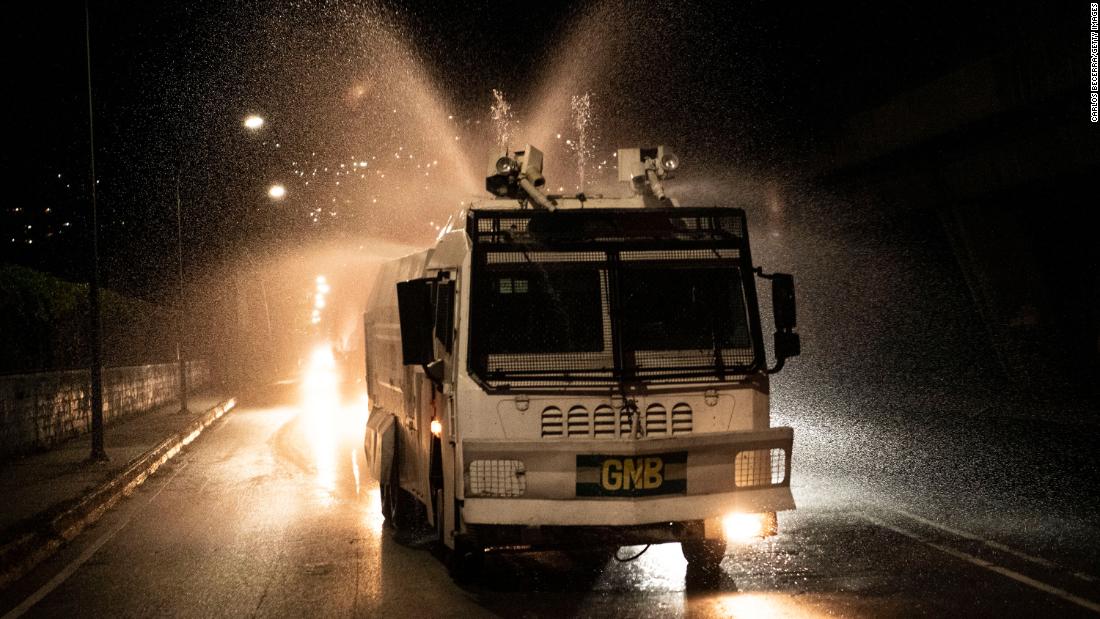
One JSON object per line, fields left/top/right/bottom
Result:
{"left": 467, "top": 459, "right": 526, "bottom": 497}
{"left": 722, "top": 512, "right": 766, "bottom": 541}
{"left": 734, "top": 447, "right": 788, "bottom": 487}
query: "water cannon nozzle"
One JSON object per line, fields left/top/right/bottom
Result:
{"left": 661, "top": 152, "right": 680, "bottom": 172}
{"left": 617, "top": 146, "right": 680, "bottom": 205}
{"left": 485, "top": 145, "right": 555, "bottom": 209}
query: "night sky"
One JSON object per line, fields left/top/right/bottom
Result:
{"left": 0, "top": 1, "right": 1086, "bottom": 304}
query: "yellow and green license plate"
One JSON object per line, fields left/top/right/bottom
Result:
{"left": 576, "top": 452, "right": 687, "bottom": 497}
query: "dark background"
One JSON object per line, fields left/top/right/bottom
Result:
{"left": 1, "top": 1, "right": 1096, "bottom": 398}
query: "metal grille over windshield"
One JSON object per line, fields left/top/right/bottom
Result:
{"left": 468, "top": 208, "right": 764, "bottom": 387}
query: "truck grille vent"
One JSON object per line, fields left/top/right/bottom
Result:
{"left": 541, "top": 406, "right": 563, "bottom": 437}
{"left": 619, "top": 408, "right": 633, "bottom": 435}
{"left": 593, "top": 405, "right": 616, "bottom": 437}
{"left": 671, "top": 403, "right": 693, "bottom": 435}
{"left": 645, "top": 404, "right": 668, "bottom": 435}
{"left": 541, "top": 403, "right": 693, "bottom": 438}
{"left": 566, "top": 406, "right": 590, "bottom": 437}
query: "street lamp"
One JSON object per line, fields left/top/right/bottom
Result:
{"left": 243, "top": 114, "right": 265, "bottom": 131}
{"left": 241, "top": 247, "right": 276, "bottom": 375}
{"left": 241, "top": 117, "right": 285, "bottom": 380}
{"left": 170, "top": 113, "right": 277, "bottom": 413}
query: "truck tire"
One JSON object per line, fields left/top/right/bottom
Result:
{"left": 448, "top": 535, "right": 484, "bottom": 583}
{"left": 380, "top": 453, "right": 418, "bottom": 531}
{"left": 680, "top": 539, "right": 726, "bottom": 574}
{"left": 380, "top": 478, "right": 396, "bottom": 524}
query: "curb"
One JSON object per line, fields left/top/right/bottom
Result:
{"left": 0, "top": 397, "right": 238, "bottom": 591}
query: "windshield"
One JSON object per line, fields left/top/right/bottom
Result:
{"left": 469, "top": 254, "right": 760, "bottom": 386}
{"left": 619, "top": 266, "right": 751, "bottom": 352}
{"left": 482, "top": 268, "right": 605, "bottom": 354}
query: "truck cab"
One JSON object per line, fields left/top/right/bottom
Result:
{"left": 364, "top": 145, "right": 801, "bottom": 577}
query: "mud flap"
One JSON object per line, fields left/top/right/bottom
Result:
{"left": 365, "top": 410, "right": 396, "bottom": 482}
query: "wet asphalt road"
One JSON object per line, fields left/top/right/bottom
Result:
{"left": 2, "top": 377, "right": 1098, "bottom": 618}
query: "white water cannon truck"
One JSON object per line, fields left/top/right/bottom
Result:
{"left": 363, "top": 145, "right": 800, "bottom": 577}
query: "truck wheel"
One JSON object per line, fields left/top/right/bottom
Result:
{"left": 380, "top": 456, "right": 418, "bottom": 531}
{"left": 448, "top": 535, "right": 484, "bottom": 583}
{"left": 680, "top": 539, "right": 726, "bottom": 574}
{"left": 379, "top": 446, "right": 399, "bottom": 526}
{"left": 380, "top": 481, "right": 396, "bottom": 525}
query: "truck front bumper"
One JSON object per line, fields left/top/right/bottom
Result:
{"left": 463, "top": 486, "right": 792, "bottom": 526}
{"left": 461, "top": 427, "right": 795, "bottom": 527}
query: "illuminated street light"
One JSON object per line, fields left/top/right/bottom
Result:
{"left": 268, "top": 184, "right": 287, "bottom": 200}
{"left": 243, "top": 114, "right": 265, "bottom": 130}
{"left": 311, "top": 275, "right": 330, "bottom": 326}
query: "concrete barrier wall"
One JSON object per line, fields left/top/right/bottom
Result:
{"left": 0, "top": 361, "right": 210, "bottom": 460}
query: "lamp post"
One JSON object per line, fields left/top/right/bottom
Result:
{"left": 174, "top": 175, "right": 190, "bottom": 415}
{"left": 84, "top": 0, "right": 108, "bottom": 461}
{"left": 241, "top": 115, "right": 284, "bottom": 380}
{"left": 173, "top": 113, "right": 272, "bottom": 408}
{"left": 241, "top": 249, "right": 274, "bottom": 340}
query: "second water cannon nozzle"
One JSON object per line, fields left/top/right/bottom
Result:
{"left": 617, "top": 146, "right": 680, "bottom": 203}
{"left": 485, "top": 144, "right": 555, "bottom": 210}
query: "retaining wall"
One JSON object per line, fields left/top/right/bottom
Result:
{"left": 0, "top": 361, "right": 210, "bottom": 459}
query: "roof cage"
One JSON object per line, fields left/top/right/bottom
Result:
{"left": 468, "top": 207, "right": 748, "bottom": 251}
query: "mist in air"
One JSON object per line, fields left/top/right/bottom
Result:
{"left": 90, "top": 0, "right": 994, "bottom": 444}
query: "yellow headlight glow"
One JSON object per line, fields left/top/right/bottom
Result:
{"left": 722, "top": 512, "right": 766, "bottom": 542}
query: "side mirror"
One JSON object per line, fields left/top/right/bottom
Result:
{"left": 396, "top": 278, "right": 435, "bottom": 365}
{"left": 771, "top": 273, "right": 797, "bottom": 331}
{"left": 756, "top": 270, "right": 801, "bottom": 373}
{"left": 774, "top": 330, "right": 801, "bottom": 361}
{"left": 424, "top": 359, "right": 446, "bottom": 384}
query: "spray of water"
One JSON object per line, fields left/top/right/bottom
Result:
{"left": 208, "top": 4, "right": 1047, "bottom": 578}
{"left": 231, "top": 6, "right": 484, "bottom": 248}
{"left": 569, "top": 93, "right": 595, "bottom": 192}
{"left": 490, "top": 89, "right": 515, "bottom": 153}
{"left": 488, "top": 2, "right": 692, "bottom": 194}
{"left": 228, "top": 0, "right": 733, "bottom": 373}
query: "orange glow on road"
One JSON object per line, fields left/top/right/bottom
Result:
{"left": 297, "top": 342, "right": 373, "bottom": 511}
{"left": 301, "top": 344, "right": 340, "bottom": 498}
{"left": 711, "top": 593, "right": 831, "bottom": 618}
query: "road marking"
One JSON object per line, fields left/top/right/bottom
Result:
{"left": 860, "top": 513, "right": 1100, "bottom": 615}
{"left": 885, "top": 507, "right": 1097, "bottom": 583}
{"left": 2, "top": 462, "right": 190, "bottom": 619}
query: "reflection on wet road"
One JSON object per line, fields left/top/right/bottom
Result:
{"left": 295, "top": 344, "right": 364, "bottom": 504}
{"left": 3, "top": 353, "right": 1098, "bottom": 617}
